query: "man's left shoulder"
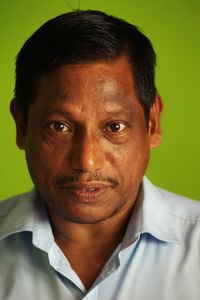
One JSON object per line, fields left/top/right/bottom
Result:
{"left": 158, "top": 187, "right": 200, "bottom": 222}
{"left": 156, "top": 187, "right": 200, "bottom": 246}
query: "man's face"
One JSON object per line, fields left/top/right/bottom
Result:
{"left": 12, "top": 56, "right": 162, "bottom": 224}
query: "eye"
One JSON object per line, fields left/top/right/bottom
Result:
{"left": 104, "top": 122, "right": 126, "bottom": 133}
{"left": 49, "top": 122, "right": 70, "bottom": 132}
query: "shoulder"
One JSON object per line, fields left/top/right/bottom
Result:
{"left": 143, "top": 177, "right": 200, "bottom": 222}
{"left": 143, "top": 177, "right": 200, "bottom": 245}
{"left": 158, "top": 187, "right": 200, "bottom": 222}
{"left": 0, "top": 190, "right": 36, "bottom": 238}
{"left": 156, "top": 186, "right": 200, "bottom": 245}
{"left": 0, "top": 191, "right": 34, "bottom": 218}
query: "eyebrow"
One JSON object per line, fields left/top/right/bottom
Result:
{"left": 44, "top": 107, "right": 134, "bottom": 118}
{"left": 43, "top": 108, "right": 73, "bottom": 119}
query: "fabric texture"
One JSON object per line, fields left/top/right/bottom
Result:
{"left": 0, "top": 177, "right": 200, "bottom": 300}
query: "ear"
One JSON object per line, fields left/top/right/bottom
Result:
{"left": 148, "top": 94, "right": 163, "bottom": 149}
{"left": 10, "top": 99, "right": 26, "bottom": 149}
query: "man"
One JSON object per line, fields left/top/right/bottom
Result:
{"left": 0, "top": 10, "right": 199, "bottom": 300}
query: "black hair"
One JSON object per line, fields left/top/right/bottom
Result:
{"left": 14, "top": 10, "right": 157, "bottom": 124}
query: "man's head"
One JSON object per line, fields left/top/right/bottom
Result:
{"left": 14, "top": 10, "right": 157, "bottom": 125}
{"left": 11, "top": 10, "right": 162, "bottom": 224}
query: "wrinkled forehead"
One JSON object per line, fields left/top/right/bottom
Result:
{"left": 27, "top": 57, "right": 147, "bottom": 132}
{"left": 36, "top": 56, "right": 138, "bottom": 109}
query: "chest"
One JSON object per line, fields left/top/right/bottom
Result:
{"left": 1, "top": 234, "right": 200, "bottom": 300}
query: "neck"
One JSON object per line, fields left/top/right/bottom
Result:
{"left": 46, "top": 194, "right": 138, "bottom": 290}
{"left": 48, "top": 205, "right": 133, "bottom": 249}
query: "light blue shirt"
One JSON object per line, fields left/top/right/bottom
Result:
{"left": 0, "top": 177, "right": 200, "bottom": 300}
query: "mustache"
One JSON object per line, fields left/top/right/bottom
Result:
{"left": 55, "top": 171, "right": 119, "bottom": 188}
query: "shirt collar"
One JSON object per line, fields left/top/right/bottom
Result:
{"left": 0, "top": 189, "right": 54, "bottom": 251}
{"left": 0, "top": 177, "right": 182, "bottom": 247}
{"left": 121, "top": 176, "right": 182, "bottom": 249}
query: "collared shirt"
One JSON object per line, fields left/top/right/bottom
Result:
{"left": 0, "top": 177, "right": 200, "bottom": 300}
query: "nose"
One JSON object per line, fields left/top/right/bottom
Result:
{"left": 70, "top": 131, "right": 105, "bottom": 172}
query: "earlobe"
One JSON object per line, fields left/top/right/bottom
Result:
{"left": 10, "top": 99, "right": 26, "bottom": 149}
{"left": 148, "top": 94, "right": 163, "bottom": 149}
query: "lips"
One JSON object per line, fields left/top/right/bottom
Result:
{"left": 58, "top": 182, "right": 110, "bottom": 203}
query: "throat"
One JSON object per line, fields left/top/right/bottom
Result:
{"left": 49, "top": 194, "right": 135, "bottom": 290}
{"left": 58, "top": 239, "right": 120, "bottom": 291}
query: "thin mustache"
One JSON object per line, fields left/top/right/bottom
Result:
{"left": 56, "top": 173, "right": 118, "bottom": 188}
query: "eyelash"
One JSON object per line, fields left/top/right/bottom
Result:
{"left": 49, "top": 122, "right": 71, "bottom": 132}
{"left": 47, "top": 121, "right": 128, "bottom": 134}
{"left": 103, "top": 122, "right": 127, "bottom": 133}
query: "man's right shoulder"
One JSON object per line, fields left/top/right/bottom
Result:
{"left": 0, "top": 190, "right": 34, "bottom": 218}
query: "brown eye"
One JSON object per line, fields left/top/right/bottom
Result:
{"left": 106, "top": 122, "right": 126, "bottom": 133}
{"left": 49, "top": 122, "right": 69, "bottom": 132}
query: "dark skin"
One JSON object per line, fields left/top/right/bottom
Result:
{"left": 11, "top": 56, "right": 162, "bottom": 290}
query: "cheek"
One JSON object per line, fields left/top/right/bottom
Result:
{"left": 24, "top": 130, "right": 71, "bottom": 184}
{"left": 109, "top": 136, "right": 150, "bottom": 184}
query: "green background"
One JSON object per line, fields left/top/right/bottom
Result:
{"left": 0, "top": 0, "right": 199, "bottom": 200}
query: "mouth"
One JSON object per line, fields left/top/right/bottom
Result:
{"left": 58, "top": 182, "right": 111, "bottom": 203}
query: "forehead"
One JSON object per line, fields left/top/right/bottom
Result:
{"left": 40, "top": 56, "right": 134, "bottom": 91}
{"left": 35, "top": 56, "right": 140, "bottom": 114}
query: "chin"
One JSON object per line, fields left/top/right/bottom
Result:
{"left": 48, "top": 202, "right": 117, "bottom": 225}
